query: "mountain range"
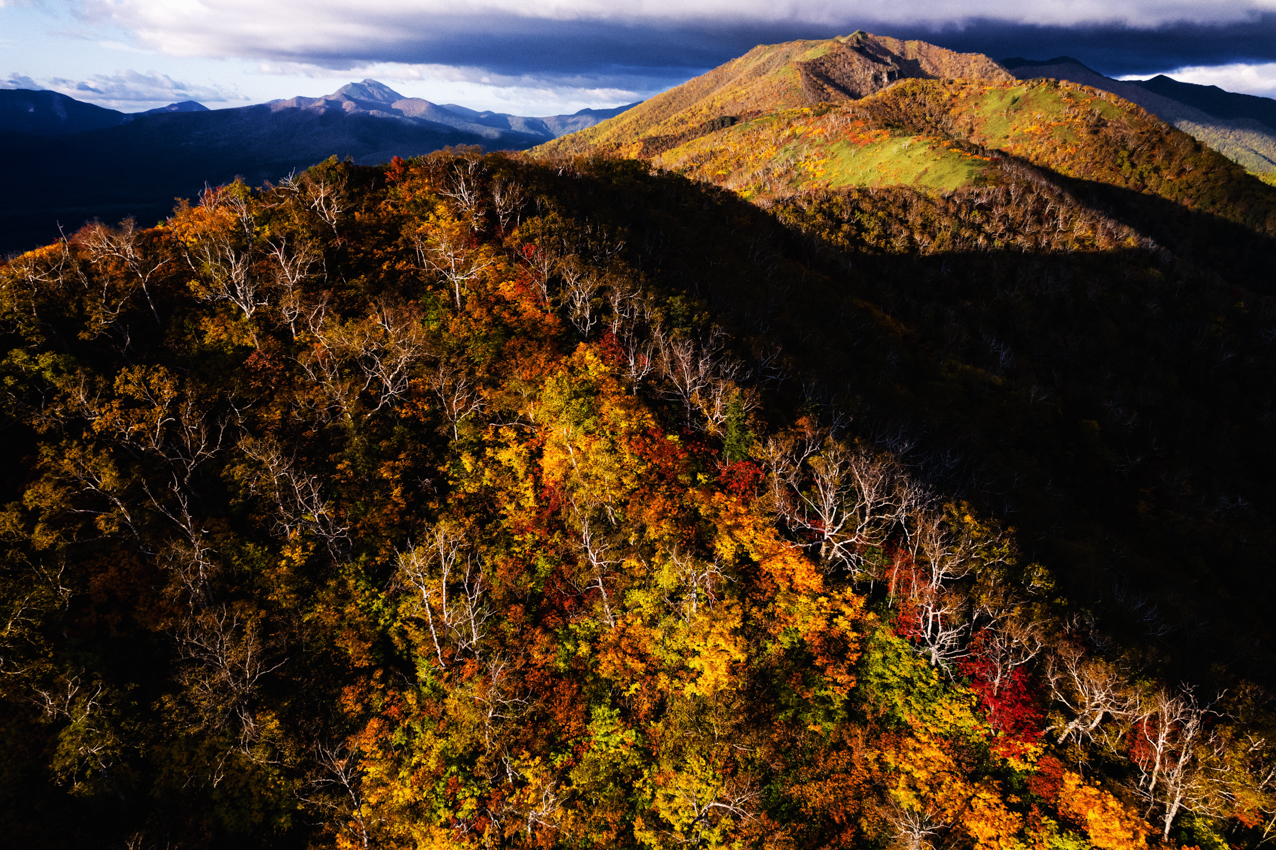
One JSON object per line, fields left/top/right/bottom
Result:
{"left": 0, "top": 80, "right": 635, "bottom": 256}
{"left": 6, "top": 29, "right": 1276, "bottom": 850}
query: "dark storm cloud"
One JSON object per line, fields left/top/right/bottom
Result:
{"left": 244, "top": 13, "right": 1276, "bottom": 86}
{"left": 74, "top": 1, "right": 1276, "bottom": 98}
{"left": 899, "top": 14, "right": 1276, "bottom": 76}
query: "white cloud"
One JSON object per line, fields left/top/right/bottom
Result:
{"left": 256, "top": 60, "right": 643, "bottom": 114}
{"left": 1124, "top": 62, "right": 1276, "bottom": 99}
{"left": 5, "top": 68, "right": 250, "bottom": 110}
{"left": 73, "top": 0, "right": 1276, "bottom": 61}
{"left": 1, "top": 73, "right": 41, "bottom": 89}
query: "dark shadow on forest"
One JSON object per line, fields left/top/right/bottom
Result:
{"left": 544, "top": 163, "right": 1276, "bottom": 689}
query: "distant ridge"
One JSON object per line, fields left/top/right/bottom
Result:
{"left": 0, "top": 81, "right": 637, "bottom": 254}
{"left": 0, "top": 88, "right": 127, "bottom": 136}
{"left": 1134, "top": 74, "right": 1276, "bottom": 130}
{"left": 138, "top": 100, "right": 210, "bottom": 116}
{"left": 1003, "top": 57, "right": 1276, "bottom": 172}
{"left": 266, "top": 79, "right": 638, "bottom": 144}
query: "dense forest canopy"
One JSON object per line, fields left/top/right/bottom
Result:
{"left": 1, "top": 147, "right": 1275, "bottom": 850}
{"left": 5, "top": 31, "right": 1276, "bottom": 850}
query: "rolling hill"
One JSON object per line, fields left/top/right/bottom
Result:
{"left": 539, "top": 31, "right": 1011, "bottom": 159}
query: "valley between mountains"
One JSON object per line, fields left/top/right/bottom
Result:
{"left": 3, "top": 31, "right": 1276, "bottom": 850}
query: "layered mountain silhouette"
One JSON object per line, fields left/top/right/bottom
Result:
{"left": 0, "top": 81, "right": 635, "bottom": 255}
{"left": 1003, "top": 56, "right": 1276, "bottom": 172}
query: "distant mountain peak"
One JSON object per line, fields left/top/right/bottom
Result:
{"left": 139, "top": 100, "right": 209, "bottom": 116}
{"left": 334, "top": 79, "right": 405, "bottom": 104}
{"left": 1001, "top": 56, "right": 1094, "bottom": 72}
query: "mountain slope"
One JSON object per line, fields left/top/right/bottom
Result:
{"left": 6, "top": 34, "right": 1276, "bottom": 850}
{"left": 1003, "top": 57, "right": 1276, "bottom": 173}
{"left": 530, "top": 30, "right": 1276, "bottom": 700}
{"left": 0, "top": 88, "right": 128, "bottom": 136}
{"left": 3, "top": 147, "right": 1276, "bottom": 850}
{"left": 540, "top": 39, "right": 1276, "bottom": 250}
{"left": 538, "top": 31, "right": 1011, "bottom": 158}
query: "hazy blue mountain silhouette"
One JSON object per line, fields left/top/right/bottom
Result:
{"left": 0, "top": 81, "right": 637, "bottom": 256}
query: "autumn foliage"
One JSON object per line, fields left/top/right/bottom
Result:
{"left": 0, "top": 147, "right": 1273, "bottom": 850}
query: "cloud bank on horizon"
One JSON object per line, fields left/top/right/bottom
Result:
{"left": 7, "top": 0, "right": 1276, "bottom": 112}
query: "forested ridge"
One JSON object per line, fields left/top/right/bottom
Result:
{"left": 2, "top": 144, "right": 1276, "bottom": 850}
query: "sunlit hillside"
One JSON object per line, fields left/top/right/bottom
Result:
{"left": 4, "top": 31, "right": 1276, "bottom": 850}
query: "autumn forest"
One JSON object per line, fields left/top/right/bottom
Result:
{"left": 5, "top": 32, "right": 1276, "bottom": 850}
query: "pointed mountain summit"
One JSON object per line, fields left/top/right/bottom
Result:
{"left": 797, "top": 31, "right": 1013, "bottom": 101}
{"left": 540, "top": 31, "right": 1012, "bottom": 156}
{"left": 334, "top": 79, "right": 405, "bottom": 105}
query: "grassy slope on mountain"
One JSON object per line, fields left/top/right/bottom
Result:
{"left": 854, "top": 78, "right": 1276, "bottom": 233}
{"left": 1003, "top": 59, "right": 1276, "bottom": 174}
{"left": 3, "top": 151, "right": 1275, "bottom": 849}
{"left": 644, "top": 106, "right": 992, "bottom": 198}
{"left": 536, "top": 32, "right": 1011, "bottom": 160}
{"left": 546, "top": 36, "right": 1276, "bottom": 233}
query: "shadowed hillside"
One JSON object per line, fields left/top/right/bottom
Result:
{"left": 5, "top": 31, "right": 1276, "bottom": 850}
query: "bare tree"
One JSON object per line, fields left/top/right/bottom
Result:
{"left": 466, "top": 654, "right": 528, "bottom": 749}
{"left": 560, "top": 259, "right": 603, "bottom": 337}
{"left": 414, "top": 223, "right": 494, "bottom": 310}
{"left": 1043, "top": 639, "right": 1135, "bottom": 748}
{"left": 180, "top": 187, "right": 268, "bottom": 328}
{"left": 424, "top": 359, "right": 486, "bottom": 439}
{"left": 77, "top": 217, "right": 167, "bottom": 325}
{"left": 665, "top": 548, "right": 726, "bottom": 622}
{"left": 357, "top": 302, "right": 427, "bottom": 411}
{"left": 774, "top": 437, "right": 917, "bottom": 579}
{"left": 238, "top": 436, "right": 350, "bottom": 553}
{"left": 32, "top": 671, "right": 124, "bottom": 796}
{"left": 278, "top": 168, "right": 347, "bottom": 235}
{"left": 176, "top": 603, "right": 284, "bottom": 754}
{"left": 1131, "top": 686, "right": 1226, "bottom": 841}
{"left": 439, "top": 156, "right": 487, "bottom": 231}
{"left": 397, "top": 524, "right": 493, "bottom": 668}
{"left": 304, "top": 742, "right": 371, "bottom": 850}
{"left": 491, "top": 175, "right": 526, "bottom": 231}
{"left": 884, "top": 799, "right": 946, "bottom": 850}
{"left": 264, "top": 233, "right": 321, "bottom": 337}
{"left": 659, "top": 335, "right": 713, "bottom": 426}
{"left": 969, "top": 604, "right": 1048, "bottom": 697}
{"left": 573, "top": 506, "right": 621, "bottom": 629}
